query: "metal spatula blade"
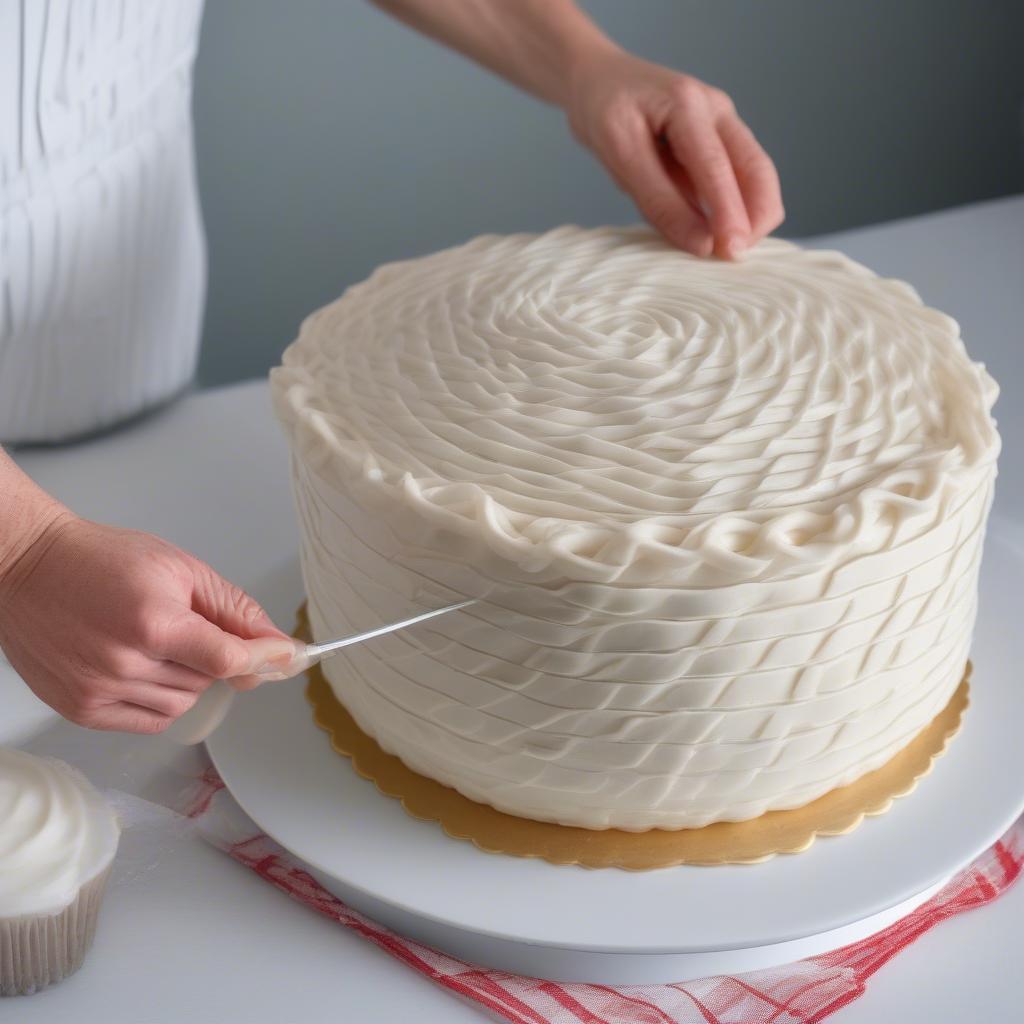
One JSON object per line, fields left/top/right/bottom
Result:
{"left": 162, "top": 598, "right": 475, "bottom": 746}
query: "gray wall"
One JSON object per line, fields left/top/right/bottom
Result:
{"left": 193, "top": 0, "right": 1024, "bottom": 386}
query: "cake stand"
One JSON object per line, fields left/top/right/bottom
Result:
{"left": 207, "top": 527, "right": 1024, "bottom": 984}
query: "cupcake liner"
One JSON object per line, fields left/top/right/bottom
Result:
{"left": 0, "top": 865, "right": 112, "bottom": 997}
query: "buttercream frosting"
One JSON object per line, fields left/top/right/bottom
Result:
{"left": 0, "top": 751, "right": 120, "bottom": 917}
{"left": 272, "top": 227, "right": 999, "bottom": 830}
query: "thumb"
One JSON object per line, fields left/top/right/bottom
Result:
{"left": 188, "top": 558, "right": 290, "bottom": 641}
{"left": 165, "top": 614, "right": 300, "bottom": 680}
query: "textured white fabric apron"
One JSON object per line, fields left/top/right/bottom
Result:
{"left": 0, "top": 0, "right": 206, "bottom": 443}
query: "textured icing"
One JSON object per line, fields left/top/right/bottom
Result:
{"left": 272, "top": 227, "right": 999, "bottom": 830}
{"left": 0, "top": 0, "right": 205, "bottom": 442}
{"left": 0, "top": 751, "right": 119, "bottom": 917}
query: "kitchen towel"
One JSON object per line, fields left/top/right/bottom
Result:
{"left": 160, "top": 758, "right": 1023, "bottom": 1024}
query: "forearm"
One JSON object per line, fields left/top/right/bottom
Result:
{"left": 369, "top": 0, "right": 618, "bottom": 106}
{"left": 0, "top": 449, "right": 71, "bottom": 589}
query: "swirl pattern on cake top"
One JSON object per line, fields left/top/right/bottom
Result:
{"left": 272, "top": 228, "right": 998, "bottom": 830}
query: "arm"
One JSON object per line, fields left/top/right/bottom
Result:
{"left": 371, "top": 0, "right": 608, "bottom": 106}
{"left": 0, "top": 450, "right": 294, "bottom": 733}
{"left": 370, "top": 0, "right": 783, "bottom": 258}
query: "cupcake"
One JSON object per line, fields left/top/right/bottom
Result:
{"left": 0, "top": 750, "right": 120, "bottom": 997}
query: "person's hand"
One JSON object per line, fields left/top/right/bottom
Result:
{"left": 566, "top": 46, "right": 784, "bottom": 259}
{"left": 0, "top": 514, "right": 298, "bottom": 733}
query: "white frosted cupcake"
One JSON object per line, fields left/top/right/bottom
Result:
{"left": 0, "top": 750, "right": 120, "bottom": 997}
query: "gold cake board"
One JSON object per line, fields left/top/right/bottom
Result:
{"left": 296, "top": 605, "right": 969, "bottom": 870}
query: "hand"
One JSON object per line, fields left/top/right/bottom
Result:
{"left": 0, "top": 514, "right": 297, "bottom": 734}
{"left": 566, "top": 46, "right": 784, "bottom": 259}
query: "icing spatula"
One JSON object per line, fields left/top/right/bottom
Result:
{"left": 163, "top": 598, "right": 476, "bottom": 746}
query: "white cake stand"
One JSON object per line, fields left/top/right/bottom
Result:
{"left": 207, "top": 528, "right": 1024, "bottom": 984}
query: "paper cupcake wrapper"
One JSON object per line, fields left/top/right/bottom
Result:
{"left": 0, "top": 865, "right": 112, "bottom": 997}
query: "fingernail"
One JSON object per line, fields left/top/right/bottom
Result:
{"left": 723, "top": 234, "right": 746, "bottom": 260}
{"left": 685, "top": 232, "right": 715, "bottom": 258}
{"left": 252, "top": 651, "right": 296, "bottom": 680}
{"left": 253, "top": 667, "right": 289, "bottom": 682}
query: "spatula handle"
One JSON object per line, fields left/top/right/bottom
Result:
{"left": 163, "top": 680, "right": 237, "bottom": 745}
{"left": 162, "top": 637, "right": 309, "bottom": 746}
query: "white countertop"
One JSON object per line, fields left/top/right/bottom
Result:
{"left": 2, "top": 195, "right": 1022, "bottom": 1023}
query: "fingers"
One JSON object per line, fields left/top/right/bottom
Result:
{"left": 159, "top": 612, "right": 257, "bottom": 679}
{"left": 664, "top": 95, "right": 750, "bottom": 259}
{"left": 228, "top": 637, "right": 307, "bottom": 692}
{"left": 79, "top": 701, "right": 175, "bottom": 735}
{"left": 188, "top": 559, "right": 290, "bottom": 642}
{"left": 141, "top": 557, "right": 301, "bottom": 682}
{"left": 157, "top": 612, "right": 299, "bottom": 683}
{"left": 717, "top": 114, "right": 784, "bottom": 241}
{"left": 147, "top": 661, "right": 217, "bottom": 693}
{"left": 124, "top": 681, "right": 200, "bottom": 719}
{"left": 598, "top": 106, "right": 714, "bottom": 256}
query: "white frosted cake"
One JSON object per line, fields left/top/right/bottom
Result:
{"left": 271, "top": 227, "right": 999, "bottom": 831}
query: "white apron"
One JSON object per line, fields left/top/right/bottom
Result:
{"left": 0, "top": 0, "right": 206, "bottom": 443}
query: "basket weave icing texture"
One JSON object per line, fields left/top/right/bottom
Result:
{"left": 300, "top": 604, "right": 970, "bottom": 869}
{"left": 273, "top": 229, "right": 998, "bottom": 829}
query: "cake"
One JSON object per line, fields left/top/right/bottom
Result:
{"left": 271, "top": 227, "right": 999, "bottom": 832}
{"left": 0, "top": 750, "right": 120, "bottom": 995}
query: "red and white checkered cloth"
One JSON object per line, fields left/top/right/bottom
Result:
{"left": 176, "top": 762, "right": 1023, "bottom": 1024}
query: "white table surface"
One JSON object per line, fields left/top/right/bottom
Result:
{"left": 2, "top": 195, "right": 1022, "bottom": 1023}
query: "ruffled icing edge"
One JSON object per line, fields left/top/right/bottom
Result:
{"left": 269, "top": 232, "right": 1000, "bottom": 586}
